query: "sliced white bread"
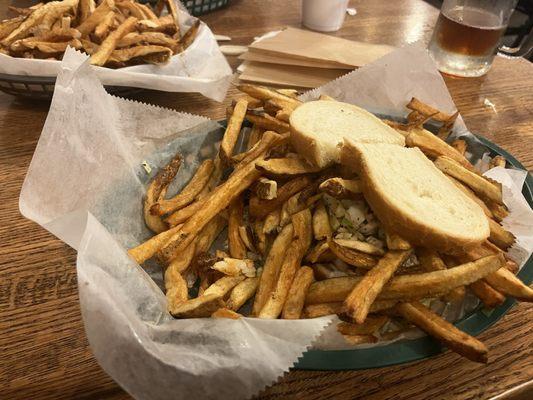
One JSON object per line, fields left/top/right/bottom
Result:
{"left": 341, "top": 141, "right": 489, "bottom": 252}
{"left": 289, "top": 100, "right": 405, "bottom": 168}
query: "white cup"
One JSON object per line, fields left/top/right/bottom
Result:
{"left": 302, "top": 0, "right": 349, "bottom": 32}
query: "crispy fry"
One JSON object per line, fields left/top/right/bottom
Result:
{"left": 255, "top": 177, "right": 277, "bottom": 200}
{"left": 228, "top": 197, "right": 247, "bottom": 259}
{"left": 275, "top": 108, "right": 292, "bottom": 122}
{"left": 451, "top": 139, "right": 467, "bottom": 156}
{"left": 117, "top": 31, "right": 176, "bottom": 48}
{"left": 136, "top": 2, "right": 159, "bottom": 22}
{"left": 0, "top": 16, "right": 24, "bottom": 41}
{"left": 237, "top": 84, "right": 302, "bottom": 108}
{"left": 212, "top": 258, "right": 255, "bottom": 277}
{"left": 485, "top": 267, "right": 533, "bottom": 302}
{"left": 306, "top": 255, "right": 504, "bottom": 304}
{"left": 345, "top": 250, "right": 411, "bottom": 323}
{"left": 304, "top": 302, "right": 343, "bottom": 318}
{"left": 417, "top": 248, "right": 465, "bottom": 303}
{"left": 406, "top": 98, "right": 454, "bottom": 122}
{"left": 159, "top": 160, "right": 264, "bottom": 264}
{"left": 319, "top": 178, "right": 362, "bottom": 199}
{"left": 333, "top": 239, "right": 384, "bottom": 256}
{"left": 165, "top": 263, "right": 190, "bottom": 311}
{"left": 470, "top": 280, "right": 506, "bottom": 307}
{"left": 90, "top": 16, "right": 137, "bottom": 66}
{"left": 252, "top": 220, "right": 267, "bottom": 255}
{"left": 245, "top": 110, "right": 290, "bottom": 133}
{"left": 108, "top": 44, "right": 172, "bottom": 64}
{"left": 227, "top": 273, "right": 261, "bottom": 311}
{"left": 250, "top": 175, "right": 313, "bottom": 218}
{"left": 164, "top": 184, "right": 211, "bottom": 227}
{"left": 10, "top": 38, "right": 82, "bottom": 53}
{"left": 434, "top": 156, "right": 503, "bottom": 204}
{"left": 305, "top": 241, "right": 334, "bottom": 264}
{"left": 256, "top": 157, "right": 322, "bottom": 176}
{"left": 169, "top": 293, "right": 224, "bottom": 318}
{"left": 505, "top": 258, "right": 519, "bottom": 274}
{"left": 489, "top": 155, "right": 506, "bottom": 169}
{"left": 34, "top": 27, "right": 81, "bottom": 42}
{"left": 396, "top": 301, "right": 488, "bottom": 363}
{"left": 259, "top": 209, "right": 312, "bottom": 318}
{"left": 144, "top": 153, "right": 181, "bottom": 233}
{"left": 116, "top": 1, "right": 145, "bottom": 19}
{"left": 164, "top": 0, "right": 179, "bottom": 26}
{"left": 152, "top": 159, "right": 214, "bottom": 216}
{"left": 337, "top": 316, "right": 388, "bottom": 335}
{"left": 93, "top": 11, "right": 115, "bottom": 42}
{"left": 280, "top": 192, "right": 321, "bottom": 227}
{"left": 181, "top": 19, "right": 200, "bottom": 50}
{"left": 128, "top": 223, "right": 182, "bottom": 264}
{"left": 312, "top": 201, "right": 332, "bottom": 241}
{"left": 79, "top": 0, "right": 96, "bottom": 23}
{"left": 246, "top": 124, "right": 264, "bottom": 150}
{"left": 385, "top": 232, "right": 412, "bottom": 250}
{"left": 319, "top": 94, "right": 335, "bottom": 101}
{"left": 194, "top": 214, "right": 227, "bottom": 255}
{"left": 211, "top": 308, "right": 242, "bottom": 319}
{"left": 232, "top": 130, "right": 287, "bottom": 166}
{"left": 405, "top": 128, "right": 472, "bottom": 169}
{"left": 437, "top": 111, "right": 458, "bottom": 141}
{"left": 262, "top": 208, "right": 281, "bottom": 234}
{"left": 77, "top": 0, "right": 114, "bottom": 37}
{"left": 488, "top": 218, "right": 515, "bottom": 250}
{"left": 328, "top": 238, "right": 378, "bottom": 269}
{"left": 486, "top": 201, "right": 508, "bottom": 222}
{"left": 252, "top": 223, "right": 294, "bottom": 315}
{"left": 282, "top": 266, "right": 315, "bottom": 319}
{"left": 220, "top": 98, "right": 248, "bottom": 162}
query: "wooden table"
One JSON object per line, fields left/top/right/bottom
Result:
{"left": 1, "top": 1, "right": 532, "bottom": 399}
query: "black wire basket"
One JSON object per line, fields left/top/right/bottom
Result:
{"left": 0, "top": 73, "right": 141, "bottom": 100}
{"left": 182, "top": 0, "right": 230, "bottom": 16}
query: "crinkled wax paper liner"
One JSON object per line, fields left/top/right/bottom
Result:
{"left": 0, "top": 1, "right": 233, "bottom": 101}
{"left": 19, "top": 49, "right": 333, "bottom": 400}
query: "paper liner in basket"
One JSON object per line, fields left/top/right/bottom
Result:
{"left": 19, "top": 43, "right": 533, "bottom": 396}
{"left": 0, "top": 1, "right": 232, "bottom": 101}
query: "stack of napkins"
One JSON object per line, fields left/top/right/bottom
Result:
{"left": 238, "top": 27, "right": 394, "bottom": 88}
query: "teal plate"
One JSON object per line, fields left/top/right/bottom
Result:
{"left": 295, "top": 135, "right": 532, "bottom": 370}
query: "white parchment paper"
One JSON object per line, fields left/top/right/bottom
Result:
{"left": 20, "top": 43, "right": 532, "bottom": 398}
{"left": 0, "top": 1, "right": 232, "bottom": 101}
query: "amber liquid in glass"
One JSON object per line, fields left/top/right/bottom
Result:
{"left": 428, "top": 7, "right": 505, "bottom": 77}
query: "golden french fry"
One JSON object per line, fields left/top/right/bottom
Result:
{"left": 245, "top": 110, "right": 290, "bottom": 133}
{"left": 304, "top": 299, "right": 397, "bottom": 318}
{"left": 33, "top": 27, "right": 81, "bottom": 42}
{"left": 165, "top": 265, "right": 189, "bottom": 311}
{"left": 159, "top": 160, "right": 264, "bottom": 264}
{"left": 164, "top": 0, "right": 179, "bottom": 26}
{"left": 167, "top": 239, "right": 197, "bottom": 272}
{"left": 246, "top": 124, "right": 264, "bottom": 150}
{"left": 436, "top": 111, "right": 458, "bottom": 141}
{"left": 406, "top": 97, "right": 454, "bottom": 122}
{"left": 262, "top": 208, "right": 281, "bottom": 234}
{"left": 212, "top": 258, "right": 255, "bottom": 277}
{"left": 170, "top": 293, "right": 225, "bottom": 318}
{"left": 277, "top": 88, "right": 299, "bottom": 98}
{"left": 319, "top": 94, "right": 335, "bottom": 101}
{"left": 90, "top": 16, "right": 137, "bottom": 66}
{"left": 256, "top": 157, "right": 322, "bottom": 176}
{"left": 470, "top": 280, "right": 505, "bottom": 308}
{"left": 108, "top": 44, "right": 172, "bottom": 64}
{"left": 305, "top": 241, "right": 334, "bottom": 264}
{"left": 226, "top": 273, "right": 261, "bottom": 311}
{"left": 505, "top": 258, "right": 519, "bottom": 274}
{"left": 252, "top": 220, "right": 267, "bottom": 255}
{"left": 143, "top": 153, "right": 181, "bottom": 233}
{"left": 385, "top": 232, "right": 412, "bottom": 250}
{"left": 485, "top": 267, "right": 533, "bottom": 302}
{"left": 152, "top": 159, "right": 214, "bottom": 216}
{"left": 275, "top": 109, "right": 292, "bottom": 122}
{"left": 282, "top": 266, "right": 315, "bottom": 319}
{"left": 306, "top": 254, "right": 504, "bottom": 304}
{"left": 128, "top": 223, "right": 182, "bottom": 264}
{"left": 486, "top": 200, "right": 508, "bottom": 222}
{"left": 337, "top": 316, "right": 389, "bottom": 336}
{"left": 333, "top": 239, "right": 384, "bottom": 256}
{"left": 194, "top": 214, "right": 227, "bottom": 256}
{"left": 93, "top": 11, "right": 115, "bottom": 42}
{"left": 417, "top": 248, "right": 465, "bottom": 304}
{"left": 220, "top": 99, "right": 248, "bottom": 161}
{"left": 487, "top": 218, "right": 515, "bottom": 250}
{"left": 203, "top": 275, "right": 246, "bottom": 297}
{"left": 117, "top": 32, "right": 176, "bottom": 48}
{"left": 396, "top": 301, "right": 488, "bottom": 363}
{"left": 489, "top": 155, "right": 506, "bottom": 169}
{"left": 80, "top": 38, "right": 99, "bottom": 55}
{"left": 211, "top": 308, "right": 242, "bottom": 319}
{"left": 0, "top": 17, "right": 24, "bottom": 41}
{"left": 165, "top": 183, "right": 211, "bottom": 226}
{"left": 116, "top": 1, "right": 145, "bottom": 19}
{"left": 312, "top": 201, "right": 332, "bottom": 241}
{"left": 250, "top": 175, "right": 313, "bottom": 218}
{"left": 10, "top": 38, "right": 81, "bottom": 53}
{"left": 345, "top": 250, "right": 411, "bottom": 323}
{"left": 181, "top": 19, "right": 200, "bottom": 50}
{"left": 237, "top": 84, "right": 302, "bottom": 108}
{"left": 255, "top": 178, "right": 277, "bottom": 200}
{"left": 77, "top": 0, "right": 114, "bottom": 37}
{"left": 252, "top": 223, "right": 294, "bottom": 315}
{"left": 232, "top": 130, "right": 287, "bottom": 167}
{"left": 434, "top": 156, "right": 503, "bottom": 204}
{"left": 79, "top": 0, "right": 96, "bottom": 23}
{"left": 406, "top": 128, "right": 472, "bottom": 169}
{"left": 327, "top": 238, "right": 378, "bottom": 269}
{"left": 319, "top": 178, "right": 362, "bottom": 199}
{"left": 451, "top": 139, "right": 467, "bottom": 156}
{"left": 136, "top": 2, "right": 159, "bottom": 22}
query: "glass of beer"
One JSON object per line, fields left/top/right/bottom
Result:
{"left": 428, "top": 0, "right": 518, "bottom": 77}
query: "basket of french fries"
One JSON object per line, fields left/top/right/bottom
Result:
{"left": 19, "top": 44, "right": 532, "bottom": 398}
{"left": 0, "top": 0, "right": 232, "bottom": 100}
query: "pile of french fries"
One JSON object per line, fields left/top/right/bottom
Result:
{"left": 129, "top": 84, "right": 533, "bottom": 363}
{"left": 0, "top": 0, "right": 199, "bottom": 67}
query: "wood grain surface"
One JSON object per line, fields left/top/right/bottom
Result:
{"left": 0, "top": 1, "right": 532, "bottom": 399}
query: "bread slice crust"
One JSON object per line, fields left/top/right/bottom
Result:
{"left": 341, "top": 141, "right": 489, "bottom": 253}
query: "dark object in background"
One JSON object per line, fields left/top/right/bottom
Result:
{"left": 142, "top": 0, "right": 230, "bottom": 16}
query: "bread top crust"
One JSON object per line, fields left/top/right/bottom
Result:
{"left": 289, "top": 100, "right": 405, "bottom": 168}
{"left": 341, "top": 141, "right": 490, "bottom": 252}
